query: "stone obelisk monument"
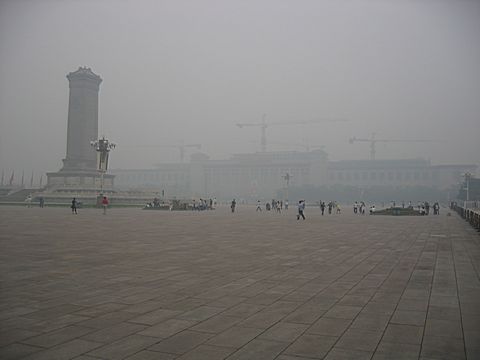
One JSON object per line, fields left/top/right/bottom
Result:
{"left": 47, "top": 67, "right": 114, "bottom": 190}
{"left": 62, "top": 67, "right": 102, "bottom": 171}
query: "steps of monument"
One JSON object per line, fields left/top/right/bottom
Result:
{"left": 1, "top": 188, "right": 35, "bottom": 201}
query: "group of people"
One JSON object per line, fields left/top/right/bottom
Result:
{"left": 192, "top": 198, "right": 217, "bottom": 211}
{"left": 256, "top": 199, "right": 287, "bottom": 213}
{"left": 418, "top": 201, "right": 440, "bottom": 215}
{"left": 70, "top": 196, "right": 109, "bottom": 215}
{"left": 353, "top": 201, "right": 367, "bottom": 215}
{"left": 319, "top": 201, "right": 340, "bottom": 215}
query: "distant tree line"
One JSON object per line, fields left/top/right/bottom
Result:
{"left": 457, "top": 178, "right": 480, "bottom": 201}
{"left": 278, "top": 184, "right": 460, "bottom": 203}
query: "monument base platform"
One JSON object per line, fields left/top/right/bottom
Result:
{"left": 47, "top": 170, "right": 115, "bottom": 190}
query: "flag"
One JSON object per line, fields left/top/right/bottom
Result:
{"left": 9, "top": 171, "right": 14, "bottom": 185}
{"left": 30, "top": 171, "right": 34, "bottom": 188}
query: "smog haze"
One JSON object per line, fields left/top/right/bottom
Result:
{"left": 0, "top": 0, "right": 479, "bottom": 175}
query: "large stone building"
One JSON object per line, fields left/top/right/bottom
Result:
{"left": 112, "top": 150, "right": 327, "bottom": 200}
{"left": 325, "top": 159, "right": 476, "bottom": 190}
{"left": 111, "top": 151, "right": 476, "bottom": 200}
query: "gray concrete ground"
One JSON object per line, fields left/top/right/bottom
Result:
{"left": 0, "top": 205, "right": 479, "bottom": 360}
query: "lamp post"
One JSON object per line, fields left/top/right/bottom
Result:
{"left": 282, "top": 172, "right": 291, "bottom": 203}
{"left": 463, "top": 172, "right": 472, "bottom": 208}
{"left": 90, "top": 137, "right": 116, "bottom": 194}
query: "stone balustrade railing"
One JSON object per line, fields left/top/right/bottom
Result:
{"left": 451, "top": 203, "right": 480, "bottom": 232}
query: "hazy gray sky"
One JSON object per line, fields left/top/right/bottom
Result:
{"left": 1, "top": 0, "right": 479, "bottom": 176}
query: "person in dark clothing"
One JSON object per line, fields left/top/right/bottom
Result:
{"left": 71, "top": 197, "right": 78, "bottom": 214}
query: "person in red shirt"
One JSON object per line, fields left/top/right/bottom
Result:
{"left": 102, "top": 196, "right": 109, "bottom": 215}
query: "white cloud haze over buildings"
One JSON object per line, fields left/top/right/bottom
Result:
{"left": 0, "top": 0, "right": 479, "bottom": 175}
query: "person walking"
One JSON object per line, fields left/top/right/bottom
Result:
{"left": 320, "top": 201, "right": 325, "bottom": 215}
{"left": 71, "top": 197, "right": 78, "bottom": 214}
{"left": 231, "top": 199, "right": 236, "bottom": 213}
{"left": 256, "top": 200, "right": 262, "bottom": 212}
{"left": 25, "top": 195, "right": 32, "bottom": 208}
{"left": 102, "top": 196, "right": 109, "bottom": 215}
{"left": 297, "top": 200, "right": 306, "bottom": 220}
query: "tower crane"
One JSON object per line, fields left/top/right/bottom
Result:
{"left": 349, "top": 133, "right": 443, "bottom": 160}
{"left": 236, "top": 114, "right": 347, "bottom": 153}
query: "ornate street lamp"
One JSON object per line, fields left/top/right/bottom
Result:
{"left": 462, "top": 172, "right": 472, "bottom": 208}
{"left": 90, "top": 137, "right": 116, "bottom": 194}
{"left": 282, "top": 172, "right": 292, "bottom": 203}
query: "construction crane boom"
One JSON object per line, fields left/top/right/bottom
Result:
{"left": 236, "top": 114, "right": 347, "bottom": 152}
{"left": 349, "top": 133, "right": 444, "bottom": 160}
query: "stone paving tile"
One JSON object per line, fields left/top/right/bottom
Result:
{"left": 0, "top": 328, "right": 40, "bottom": 347}
{"left": 323, "top": 305, "right": 363, "bottom": 320}
{"left": 206, "top": 326, "right": 264, "bottom": 348}
{"left": 307, "top": 317, "right": 352, "bottom": 336}
{"left": 206, "top": 296, "right": 248, "bottom": 308}
{"left": 1, "top": 207, "right": 479, "bottom": 359}
{"left": 382, "top": 324, "right": 424, "bottom": 345}
{"left": 0, "top": 343, "right": 43, "bottom": 360}
{"left": 350, "top": 312, "right": 390, "bottom": 331}
{"left": 237, "top": 309, "right": 286, "bottom": 329}
{"left": 424, "top": 318, "right": 463, "bottom": 339}
{"left": 127, "top": 308, "right": 181, "bottom": 325}
{"left": 263, "top": 300, "right": 301, "bottom": 315}
{"left": 427, "top": 305, "right": 461, "bottom": 321}
{"left": 390, "top": 310, "right": 427, "bottom": 326}
{"left": 334, "top": 328, "right": 383, "bottom": 352}
{"left": 429, "top": 295, "right": 459, "bottom": 308}
{"left": 77, "top": 310, "right": 139, "bottom": 329}
{"left": 86, "top": 334, "right": 159, "bottom": 359}
{"left": 244, "top": 291, "right": 285, "bottom": 306}
{"left": 138, "top": 318, "right": 198, "bottom": 338}
{"left": 74, "top": 302, "right": 128, "bottom": 317}
{"left": 337, "top": 294, "right": 372, "bottom": 307}
{"left": 20, "top": 339, "right": 104, "bottom": 360}
{"left": 191, "top": 314, "right": 243, "bottom": 333}
{"left": 397, "top": 298, "right": 429, "bottom": 311}
{"left": 225, "top": 339, "right": 288, "bottom": 360}
{"left": 30, "top": 313, "right": 93, "bottom": 333}
{"left": 373, "top": 341, "right": 420, "bottom": 359}
{"left": 283, "top": 303, "right": 327, "bottom": 324}
{"left": 148, "top": 330, "right": 212, "bottom": 354}
{"left": 421, "top": 335, "right": 466, "bottom": 360}
{"left": 176, "top": 305, "right": 225, "bottom": 321}
{"left": 124, "top": 350, "right": 176, "bottom": 360}
{"left": 283, "top": 333, "right": 337, "bottom": 358}
{"left": 221, "top": 302, "right": 265, "bottom": 318}
{"left": 23, "top": 304, "right": 86, "bottom": 320}
{"left": 175, "top": 344, "right": 236, "bottom": 360}
{"left": 324, "top": 347, "right": 372, "bottom": 360}
{"left": 81, "top": 322, "right": 148, "bottom": 343}
{"left": 259, "top": 321, "right": 308, "bottom": 342}
{"left": 120, "top": 300, "right": 165, "bottom": 314}
{"left": 21, "top": 324, "right": 95, "bottom": 348}
{"left": 162, "top": 298, "right": 207, "bottom": 312}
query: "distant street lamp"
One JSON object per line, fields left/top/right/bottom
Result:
{"left": 282, "top": 172, "right": 292, "bottom": 202}
{"left": 90, "top": 137, "right": 116, "bottom": 194}
{"left": 463, "top": 172, "right": 472, "bottom": 207}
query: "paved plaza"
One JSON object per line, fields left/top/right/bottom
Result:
{"left": 0, "top": 205, "right": 479, "bottom": 360}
